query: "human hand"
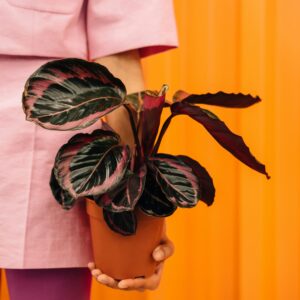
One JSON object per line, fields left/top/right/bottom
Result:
{"left": 87, "top": 232, "right": 174, "bottom": 291}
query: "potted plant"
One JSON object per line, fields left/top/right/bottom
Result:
{"left": 22, "top": 58, "right": 270, "bottom": 280}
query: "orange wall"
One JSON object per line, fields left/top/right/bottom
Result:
{"left": 1, "top": 0, "right": 299, "bottom": 299}
{"left": 89, "top": 0, "right": 300, "bottom": 299}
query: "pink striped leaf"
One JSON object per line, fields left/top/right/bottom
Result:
{"left": 173, "top": 90, "right": 261, "bottom": 108}
{"left": 96, "top": 164, "right": 147, "bottom": 212}
{"left": 148, "top": 154, "right": 200, "bottom": 208}
{"left": 22, "top": 58, "right": 126, "bottom": 130}
{"left": 50, "top": 168, "right": 76, "bottom": 210}
{"left": 171, "top": 102, "right": 270, "bottom": 179}
{"left": 138, "top": 170, "right": 177, "bottom": 217}
{"left": 54, "top": 129, "right": 131, "bottom": 198}
{"left": 177, "top": 155, "right": 215, "bottom": 206}
{"left": 103, "top": 209, "right": 137, "bottom": 236}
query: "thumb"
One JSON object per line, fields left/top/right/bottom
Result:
{"left": 153, "top": 238, "right": 175, "bottom": 262}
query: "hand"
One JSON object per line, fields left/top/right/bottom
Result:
{"left": 87, "top": 232, "right": 174, "bottom": 291}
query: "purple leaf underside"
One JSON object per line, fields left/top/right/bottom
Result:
{"left": 141, "top": 92, "right": 166, "bottom": 156}
{"left": 173, "top": 90, "right": 261, "bottom": 108}
{"left": 177, "top": 155, "right": 215, "bottom": 206}
{"left": 171, "top": 102, "right": 270, "bottom": 179}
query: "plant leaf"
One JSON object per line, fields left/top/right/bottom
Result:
{"left": 124, "top": 91, "right": 146, "bottom": 113}
{"left": 22, "top": 58, "right": 126, "bottom": 130}
{"left": 171, "top": 102, "right": 270, "bottom": 179}
{"left": 139, "top": 169, "right": 177, "bottom": 217}
{"left": 54, "top": 129, "right": 131, "bottom": 198}
{"left": 103, "top": 209, "right": 137, "bottom": 236}
{"left": 98, "top": 164, "right": 147, "bottom": 212}
{"left": 49, "top": 168, "right": 76, "bottom": 210}
{"left": 173, "top": 90, "right": 261, "bottom": 108}
{"left": 148, "top": 154, "right": 200, "bottom": 208}
{"left": 141, "top": 92, "right": 166, "bottom": 156}
{"left": 124, "top": 91, "right": 146, "bottom": 130}
{"left": 177, "top": 155, "right": 215, "bottom": 206}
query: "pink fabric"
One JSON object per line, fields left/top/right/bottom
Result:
{"left": 0, "top": 0, "right": 178, "bottom": 269}
{"left": 0, "top": 56, "right": 98, "bottom": 268}
{"left": 0, "top": 0, "right": 178, "bottom": 60}
{"left": 86, "top": 0, "right": 178, "bottom": 59}
{"left": 6, "top": 268, "right": 91, "bottom": 300}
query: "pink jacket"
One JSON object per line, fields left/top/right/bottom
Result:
{"left": 0, "top": 0, "right": 178, "bottom": 268}
{"left": 0, "top": 0, "right": 178, "bottom": 59}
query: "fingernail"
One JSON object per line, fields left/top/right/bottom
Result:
{"left": 154, "top": 249, "right": 164, "bottom": 261}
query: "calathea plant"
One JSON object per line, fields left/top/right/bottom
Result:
{"left": 22, "top": 58, "right": 270, "bottom": 236}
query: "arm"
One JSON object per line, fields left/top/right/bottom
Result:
{"left": 88, "top": 50, "right": 175, "bottom": 291}
{"left": 94, "top": 50, "right": 144, "bottom": 147}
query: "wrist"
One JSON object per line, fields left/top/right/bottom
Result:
{"left": 93, "top": 50, "right": 145, "bottom": 93}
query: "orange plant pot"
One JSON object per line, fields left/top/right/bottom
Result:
{"left": 86, "top": 198, "right": 165, "bottom": 280}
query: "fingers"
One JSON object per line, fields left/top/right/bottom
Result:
{"left": 92, "top": 269, "right": 102, "bottom": 277}
{"left": 87, "top": 261, "right": 165, "bottom": 291}
{"left": 87, "top": 262, "right": 103, "bottom": 279}
{"left": 118, "top": 262, "right": 164, "bottom": 291}
{"left": 87, "top": 236, "right": 172, "bottom": 292}
{"left": 153, "top": 238, "right": 175, "bottom": 262}
{"left": 88, "top": 262, "right": 120, "bottom": 289}
{"left": 87, "top": 262, "right": 95, "bottom": 270}
{"left": 96, "top": 274, "right": 119, "bottom": 289}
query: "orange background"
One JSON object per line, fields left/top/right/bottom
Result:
{"left": 1, "top": 0, "right": 299, "bottom": 299}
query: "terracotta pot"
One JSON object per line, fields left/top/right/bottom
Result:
{"left": 86, "top": 198, "right": 165, "bottom": 280}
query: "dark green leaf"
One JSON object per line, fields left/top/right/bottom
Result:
{"left": 103, "top": 209, "right": 137, "bottom": 236}
{"left": 139, "top": 170, "right": 177, "bottom": 217}
{"left": 98, "top": 164, "right": 147, "bottom": 212}
{"left": 49, "top": 168, "right": 76, "bottom": 210}
{"left": 141, "top": 91, "right": 166, "bottom": 155}
{"left": 148, "top": 154, "right": 200, "bottom": 208}
{"left": 54, "top": 129, "right": 131, "bottom": 198}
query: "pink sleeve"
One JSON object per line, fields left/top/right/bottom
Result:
{"left": 86, "top": 0, "right": 178, "bottom": 60}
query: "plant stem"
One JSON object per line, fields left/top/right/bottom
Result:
{"left": 152, "top": 114, "right": 173, "bottom": 154}
{"left": 124, "top": 104, "right": 142, "bottom": 158}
